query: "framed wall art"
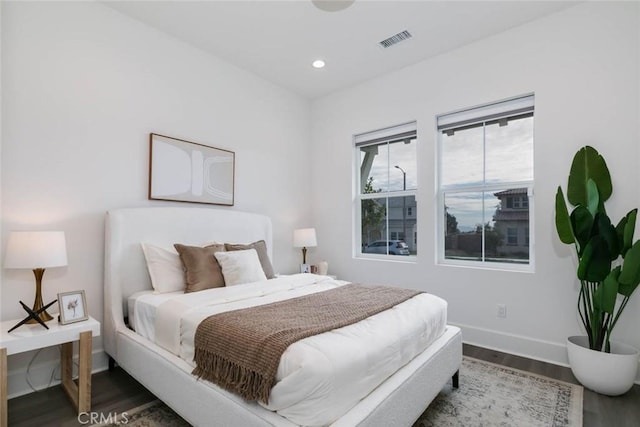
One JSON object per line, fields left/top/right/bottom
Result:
{"left": 58, "top": 290, "right": 88, "bottom": 325}
{"left": 149, "top": 133, "right": 235, "bottom": 206}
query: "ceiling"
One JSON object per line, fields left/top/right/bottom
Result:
{"left": 106, "top": 0, "right": 579, "bottom": 99}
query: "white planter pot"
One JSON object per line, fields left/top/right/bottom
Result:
{"left": 567, "top": 336, "right": 639, "bottom": 396}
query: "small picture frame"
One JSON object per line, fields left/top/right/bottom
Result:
{"left": 58, "top": 290, "right": 88, "bottom": 325}
{"left": 300, "top": 264, "right": 310, "bottom": 273}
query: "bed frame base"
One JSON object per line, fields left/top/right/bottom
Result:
{"left": 112, "top": 324, "right": 461, "bottom": 427}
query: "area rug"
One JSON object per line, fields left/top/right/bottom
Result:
{"left": 415, "top": 357, "right": 583, "bottom": 427}
{"left": 100, "top": 356, "right": 583, "bottom": 426}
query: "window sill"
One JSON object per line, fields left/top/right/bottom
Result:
{"left": 355, "top": 254, "right": 417, "bottom": 263}
{"left": 438, "top": 258, "right": 533, "bottom": 273}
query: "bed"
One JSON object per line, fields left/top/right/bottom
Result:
{"left": 103, "top": 206, "right": 462, "bottom": 427}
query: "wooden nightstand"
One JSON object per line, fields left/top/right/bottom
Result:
{"left": 0, "top": 316, "right": 100, "bottom": 427}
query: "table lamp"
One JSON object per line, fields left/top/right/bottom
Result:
{"left": 293, "top": 228, "right": 317, "bottom": 264}
{"left": 4, "top": 231, "right": 68, "bottom": 323}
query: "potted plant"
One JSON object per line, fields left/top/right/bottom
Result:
{"left": 555, "top": 145, "right": 640, "bottom": 395}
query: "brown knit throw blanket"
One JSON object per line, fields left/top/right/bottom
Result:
{"left": 192, "top": 283, "right": 422, "bottom": 403}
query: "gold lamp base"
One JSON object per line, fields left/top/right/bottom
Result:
{"left": 26, "top": 268, "right": 53, "bottom": 324}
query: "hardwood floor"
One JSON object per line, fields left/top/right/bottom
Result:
{"left": 7, "top": 344, "right": 640, "bottom": 426}
{"left": 7, "top": 365, "right": 156, "bottom": 427}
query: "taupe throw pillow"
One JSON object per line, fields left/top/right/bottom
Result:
{"left": 224, "top": 240, "right": 275, "bottom": 279}
{"left": 174, "top": 243, "right": 226, "bottom": 293}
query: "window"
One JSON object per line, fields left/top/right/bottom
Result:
{"left": 355, "top": 122, "right": 417, "bottom": 257}
{"left": 506, "top": 196, "right": 528, "bottom": 209}
{"left": 438, "top": 95, "right": 534, "bottom": 268}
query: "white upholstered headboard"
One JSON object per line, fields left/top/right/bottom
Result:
{"left": 103, "top": 207, "right": 273, "bottom": 359}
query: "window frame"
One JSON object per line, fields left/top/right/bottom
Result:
{"left": 354, "top": 122, "right": 418, "bottom": 261}
{"left": 436, "top": 95, "right": 535, "bottom": 272}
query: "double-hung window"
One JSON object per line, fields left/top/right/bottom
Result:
{"left": 437, "top": 95, "right": 534, "bottom": 269}
{"left": 355, "top": 122, "right": 417, "bottom": 258}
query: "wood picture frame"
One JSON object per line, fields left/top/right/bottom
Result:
{"left": 149, "top": 133, "right": 235, "bottom": 206}
{"left": 58, "top": 290, "right": 88, "bottom": 325}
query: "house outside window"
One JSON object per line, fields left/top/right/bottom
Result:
{"left": 507, "top": 227, "right": 518, "bottom": 246}
{"left": 355, "top": 122, "right": 417, "bottom": 258}
{"left": 494, "top": 189, "right": 530, "bottom": 254}
{"left": 437, "top": 95, "right": 534, "bottom": 270}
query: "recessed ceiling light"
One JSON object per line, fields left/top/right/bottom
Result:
{"left": 312, "top": 0, "right": 355, "bottom": 12}
{"left": 312, "top": 60, "right": 326, "bottom": 69}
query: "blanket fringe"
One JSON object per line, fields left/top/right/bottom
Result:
{"left": 193, "top": 348, "right": 272, "bottom": 403}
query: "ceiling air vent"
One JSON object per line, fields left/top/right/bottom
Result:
{"left": 378, "top": 30, "right": 412, "bottom": 49}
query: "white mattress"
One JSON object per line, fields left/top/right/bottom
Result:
{"left": 128, "top": 274, "right": 447, "bottom": 426}
{"left": 128, "top": 290, "right": 180, "bottom": 342}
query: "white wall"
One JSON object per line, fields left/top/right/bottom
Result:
{"left": 1, "top": 1, "right": 311, "bottom": 396}
{"left": 311, "top": 1, "right": 640, "bottom": 372}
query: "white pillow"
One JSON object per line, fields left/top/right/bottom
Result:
{"left": 141, "top": 243, "right": 185, "bottom": 293}
{"left": 214, "top": 249, "right": 267, "bottom": 286}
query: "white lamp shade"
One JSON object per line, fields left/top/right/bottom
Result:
{"left": 293, "top": 228, "right": 317, "bottom": 248}
{"left": 4, "top": 231, "right": 68, "bottom": 269}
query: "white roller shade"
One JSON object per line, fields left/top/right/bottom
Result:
{"left": 354, "top": 121, "right": 417, "bottom": 146}
{"left": 438, "top": 94, "right": 534, "bottom": 131}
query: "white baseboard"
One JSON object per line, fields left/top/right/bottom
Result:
{"left": 6, "top": 348, "right": 109, "bottom": 399}
{"left": 453, "top": 322, "right": 640, "bottom": 385}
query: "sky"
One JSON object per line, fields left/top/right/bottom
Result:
{"left": 441, "top": 116, "right": 533, "bottom": 230}
{"left": 361, "top": 137, "right": 417, "bottom": 193}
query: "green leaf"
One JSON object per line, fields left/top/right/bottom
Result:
{"left": 577, "top": 235, "right": 611, "bottom": 282}
{"left": 622, "top": 209, "right": 637, "bottom": 257}
{"left": 618, "top": 281, "right": 639, "bottom": 298}
{"left": 567, "top": 146, "right": 612, "bottom": 208}
{"left": 555, "top": 187, "right": 575, "bottom": 244}
{"left": 615, "top": 216, "right": 628, "bottom": 256}
{"left": 594, "top": 268, "right": 620, "bottom": 313}
{"left": 571, "top": 206, "right": 593, "bottom": 256}
{"left": 593, "top": 212, "right": 619, "bottom": 261}
{"left": 618, "top": 240, "right": 640, "bottom": 296}
{"left": 586, "top": 179, "right": 600, "bottom": 216}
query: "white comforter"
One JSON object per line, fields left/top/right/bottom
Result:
{"left": 152, "top": 274, "right": 447, "bottom": 426}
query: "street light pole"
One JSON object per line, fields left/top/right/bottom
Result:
{"left": 394, "top": 165, "right": 407, "bottom": 245}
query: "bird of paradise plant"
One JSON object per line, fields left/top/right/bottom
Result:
{"left": 555, "top": 146, "right": 640, "bottom": 352}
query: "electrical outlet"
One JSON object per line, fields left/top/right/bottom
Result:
{"left": 497, "top": 304, "right": 507, "bottom": 318}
